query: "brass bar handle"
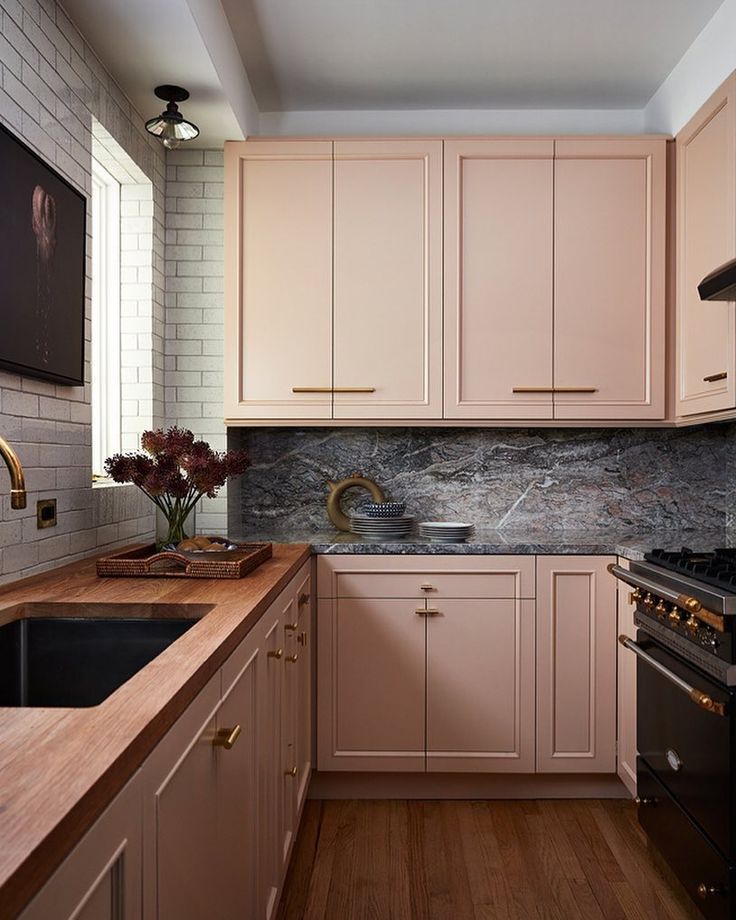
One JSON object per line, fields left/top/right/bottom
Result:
{"left": 420, "top": 584, "right": 435, "bottom": 592}
{"left": 213, "top": 724, "right": 241, "bottom": 750}
{"left": 703, "top": 372, "right": 728, "bottom": 382}
{"left": 512, "top": 386, "right": 598, "bottom": 393}
{"left": 619, "top": 635, "right": 727, "bottom": 717}
{"left": 297, "top": 631, "right": 308, "bottom": 646}
{"left": 267, "top": 649, "right": 283, "bottom": 660}
{"left": 292, "top": 386, "right": 376, "bottom": 393}
{"left": 415, "top": 608, "right": 441, "bottom": 616}
{"left": 697, "top": 883, "right": 723, "bottom": 899}
{"left": 285, "top": 766, "right": 298, "bottom": 777}
{"left": 285, "top": 653, "right": 299, "bottom": 663}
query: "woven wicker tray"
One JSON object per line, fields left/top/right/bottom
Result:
{"left": 96, "top": 541, "right": 273, "bottom": 579}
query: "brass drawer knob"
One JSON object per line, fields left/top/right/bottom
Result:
{"left": 284, "top": 622, "right": 299, "bottom": 632}
{"left": 285, "top": 766, "right": 298, "bottom": 777}
{"left": 213, "top": 725, "right": 241, "bottom": 750}
{"left": 267, "top": 649, "right": 283, "bottom": 660}
{"left": 285, "top": 653, "right": 299, "bottom": 663}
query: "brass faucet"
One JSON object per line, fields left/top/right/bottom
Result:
{"left": 0, "top": 436, "right": 27, "bottom": 509}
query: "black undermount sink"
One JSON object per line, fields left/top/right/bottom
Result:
{"left": 0, "top": 603, "right": 212, "bottom": 708}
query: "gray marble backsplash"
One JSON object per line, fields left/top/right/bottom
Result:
{"left": 228, "top": 425, "right": 735, "bottom": 534}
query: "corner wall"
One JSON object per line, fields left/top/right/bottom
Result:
{"left": 0, "top": 0, "right": 166, "bottom": 582}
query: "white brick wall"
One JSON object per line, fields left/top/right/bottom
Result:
{"left": 164, "top": 150, "right": 227, "bottom": 534}
{"left": 0, "top": 0, "right": 166, "bottom": 582}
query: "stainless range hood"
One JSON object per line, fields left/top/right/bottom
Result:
{"left": 698, "top": 257, "right": 736, "bottom": 301}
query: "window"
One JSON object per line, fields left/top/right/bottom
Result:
{"left": 91, "top": 156, "right": 121, "bottom": 478}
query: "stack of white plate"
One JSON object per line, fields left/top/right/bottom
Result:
{"left": 418, "top": 521, "right": 475, "bottom": 543}
{"left": 349, "top": 513, "right": 415, "bottom": 540}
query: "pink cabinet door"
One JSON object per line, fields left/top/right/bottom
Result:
{"left": 294, "top": 575, "right": 313, "bottom": 818}
{"left": 224, "top": 140, "right": 333, "bottom": 420}
{"left": 279, "top": 595, "right": 299, "bottom": 873}
{"left": 333, "top": 140, "right": 442, "bottom": 419}
{"left": 426, "top": 598, "right": 535, "bottom": 772}
{"left": 20, "top": 773, "right": 142, "bottom": 920}
{"left": 616, "top": 557, "right": 637, "bottom": 796}
{"left": 554, "top": 139, "right": 666, "bottom": 420}
{"left": 317, "top": 596, "right": 426, "bottom": 771}
{"left": 536, "top": 556, "right": 617, "bottom": 773}
{"left": 444, "top": 139, "right": 554, "bottom": 419}
{"left": 259, "top": 608, "right": 284, "bottom": 920}
{"left": 676, "top": 76, "right": 736, "bottom": 416}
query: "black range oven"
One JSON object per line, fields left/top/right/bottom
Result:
{"left": 611, "top": 550, "right": 736, "bottom": 919}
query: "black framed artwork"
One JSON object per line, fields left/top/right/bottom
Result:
{"left": 0, "top": 121, "right": 86, "bottom": 386}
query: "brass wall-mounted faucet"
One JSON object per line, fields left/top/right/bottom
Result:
{"left": 0, "top": 436, "right": 27, "bottom": 509}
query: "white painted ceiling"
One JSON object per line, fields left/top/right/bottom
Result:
{"left": 223, "top": 0, "right": 725, "bottom": 111}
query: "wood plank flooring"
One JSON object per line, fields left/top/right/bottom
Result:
{"left": 277, "top": 800, "right": 702, "bottom": 920}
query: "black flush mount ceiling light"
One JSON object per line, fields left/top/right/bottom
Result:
{"left": 145, "top": 85, "right": 199, "bottom": 150}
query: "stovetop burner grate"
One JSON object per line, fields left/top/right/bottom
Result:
{"left": 645, "top": 547, "right": 736, "bottom": 591}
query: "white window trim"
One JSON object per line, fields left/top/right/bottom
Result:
{"left": 91, "top": 158, "right": 121, "bottom": 479}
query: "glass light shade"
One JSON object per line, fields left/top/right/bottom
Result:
{"left": 144, "top": 112, "right": 199, "bottom": 149}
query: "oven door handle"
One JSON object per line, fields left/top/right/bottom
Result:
{"left": 618, "top": 635, "right": 727, "bottom": 717}
{"left": 608, "top": 563, "right": 724, "bottom": 633}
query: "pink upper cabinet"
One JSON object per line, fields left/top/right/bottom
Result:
{"left": 676, "top": 76, "right": 736, "bottom": 417}
{"left": 554, "top": 138, "right": 666, "bottom": 420}
{"left": 444, "top": 139, "right": 555, "bottom": 420}
{"left": 224, "top": 141, "right": 333, "bottom": 420}
{"left": 333, "top": 140, "right": 443, "bottom": 419}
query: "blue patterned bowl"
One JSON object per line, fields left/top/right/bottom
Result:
{"left": 362, "top": 501, "right": 406, "bottom": 518}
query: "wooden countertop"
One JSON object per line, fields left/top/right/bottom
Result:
{"left": 0, "top": 543, "right": 311, "bottom": 919}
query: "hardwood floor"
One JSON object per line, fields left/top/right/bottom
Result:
{"left": 277, "top": 800, "right": 702, "bottom": 920}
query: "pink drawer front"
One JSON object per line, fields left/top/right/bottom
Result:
{"left": 317, "top": 555, "right": 535, "bottom": 599}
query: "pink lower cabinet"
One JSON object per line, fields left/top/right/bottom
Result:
{"left": 426, "top": 598, "right": 536, "bottom": 772}
{"left": 317, "top": 596, "right": 427, "bottom": 771}
{"left": 316, "top": 555, "right": 536, "bottom": 773}
{"left": 535, "top": 555, "right": 617, "bottom": 773}
{"left": 20, "top": 773, "right": 143, "bottom": 920}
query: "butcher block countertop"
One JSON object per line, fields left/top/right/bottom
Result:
{"left": 0, "top": 542, "right": 310, "bottom": 919}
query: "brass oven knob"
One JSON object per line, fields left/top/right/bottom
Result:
{"left": 631, "top": 588, "right": 643, "bottom": 602}
{"left": 686, "top": 614, "right": 699, "bottom": 632}
{"left": 669, "top": 607, "right": 683, "bottom": 622}
{"left": 655, "top": 600, "right": 667, "bottom": 616}
{"left": 643, "top": 593, "right": 655, "bottom": 609}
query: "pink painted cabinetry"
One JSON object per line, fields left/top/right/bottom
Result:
{"left": 225, "top": 139, "right": 442, "bottom": 422}
{"left": 676, "top": 75, "right": 736, "bottom": 417}
{"left": 318, "top": 554, "right": 621, "bottom": 778}
{"left": 445, "top": 138, "right": 666, "bottom": 420}
{"left": 535, "top": 556, "right": 617, "bottom": 773}
{"left": 317, "top": 555, "right": 536, "bottom": 772}
{"left": 19, "top": 773, "right": 143, "bottom": 920}
{"left": 616, "top": 557, "right": 638, "bottom": 796}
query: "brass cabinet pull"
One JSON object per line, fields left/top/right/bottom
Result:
{"left": 512, "top": 386, "right": 598, "bottom": 393}
{"left": 703, "top": 372, "right": 728, "bottom": 382}
{"left": 292, "top": 387, "right": 376, "bottom": 393}
{"left": 285, "top": 653, "right": 299, "bottom": 663}
{"left": 298, "top": 592, "right": 311, "bottom": 606}
{"left": 267, "top": 649, "right": 283, "bottom": 660}
{"left": 284, "top": 622, "right": 299, "bottom": 632}
{"left": 213, "top": 725, "right": 241, "bottom": 750}
{"left": 420, "top": 584, "right": 435, "bottom": 592}
{"left": 415, "top": 608, "right": 441, "bottom": 616}
{"left": 697, "top": 883, "right": 722, "bottom": 900}
{"left": 285, "top": 766, "right": 298, "bottom": 777}
{"left": 297, "top": 631, "right": 308, "bottom": 646}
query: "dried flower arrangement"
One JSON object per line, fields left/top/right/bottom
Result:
{"left": 105, "top": 427, "right": 249, "bottom": 548}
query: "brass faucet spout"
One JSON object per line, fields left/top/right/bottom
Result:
{"left": 0, "top": 436, "right": 27, "bottom": 509}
